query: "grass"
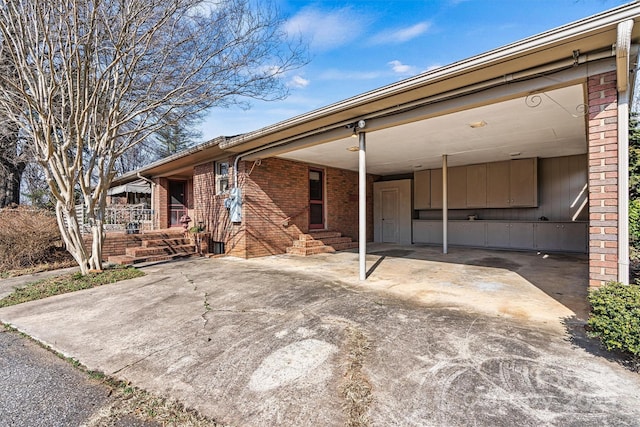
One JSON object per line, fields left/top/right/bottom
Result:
{"left": 0, "top": 267, "right": 145, "bottom": 308}
{"left": 339, "top": 326, "right": 373, "bottom": 427}
{"left": 1, "top": 259, "right": 78, "bottom": 279}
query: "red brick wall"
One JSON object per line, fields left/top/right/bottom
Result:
{"left": 587, "top": 71, "right": 619, "bottom": 287}
{"left": 325, "top": 166, "right": 375, "bottom": 242}
{"left": 242, "top": 158, "right": 308, "bottom": 257}
{"left": 192, "top": 160, "right": 245, "bottom": 257}
{"left": 198, "top": 157, "right": 375, "bottom": 258}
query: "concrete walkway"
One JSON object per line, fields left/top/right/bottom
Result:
{"left": 0, "top": 266, "right": 79, "bottom": 300}
{"left": 0, "top": 248, "right": 638, "bottom": 426}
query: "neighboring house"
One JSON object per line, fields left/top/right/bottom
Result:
{"left": 109, "top": 3, "right": 640, "bottom": 286}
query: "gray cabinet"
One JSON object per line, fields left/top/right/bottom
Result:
{"left": 535, "top": 222, "right": 587, "bottom": 252}
{"left": 486, "top": 222, "right": 534, "bottom": 249}
{"left": 509, "top": 223, "right": 535, "bottom": 249}
{"left": 486, "top": 222, "right": 510, "bottom": 247}
{"left": 414, "top": 220, "right": 586, "bottom": 253}
{"left": 413, "top": 221, "right": 443, "bottom": 244}
{"left": 413, "top": 170, "right": 431, "bottom": 210}
{"left": 449, "top": 221, "right": 486, "bottom": 246}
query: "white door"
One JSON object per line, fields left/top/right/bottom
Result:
{"left": 381, "top": 188, "right": 399, "bottom": 243}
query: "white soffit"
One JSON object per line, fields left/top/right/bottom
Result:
{"left": 278, "top": 84, "right": 587, "bottom": 175}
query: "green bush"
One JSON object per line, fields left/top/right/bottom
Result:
{"left": 630, "top": 199, "right": 640, "bottom": 249}
{"left": 588, "top": 282, "right": 640, "bottom": 362}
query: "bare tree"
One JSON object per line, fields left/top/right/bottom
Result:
{"left": 0, "top": 36, "right": 29, "bottom": 207}
{"left": 0, "top": 0, "right": 304, "bottom": 274}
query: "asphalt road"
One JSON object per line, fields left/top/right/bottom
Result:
{"left": 0, "top": 328, "right": 160, "bottom": 427}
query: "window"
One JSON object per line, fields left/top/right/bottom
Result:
{"left": 216, "top": 161, "right": 229, "bottom": 194}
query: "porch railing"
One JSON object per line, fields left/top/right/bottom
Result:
{"left": 103, "top": 204, "right": 154, "bottom": 233}
{"left": 71, "top": 204, "right": 155, "bottom": 233}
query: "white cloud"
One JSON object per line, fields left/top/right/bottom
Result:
{"left": 318, "top": 69, "right": 383, "bottom": 81}
{"left": 288, "top": 75, "right": 310, "bottom": 88}
{"left": 388, "top": 60, "right": 417, "bottom": 75}
{"left": 370, "top": 21, "right": 430, "bottom": 45}
{"left": 283, "top": 6, "right": 367, "bottom": 51}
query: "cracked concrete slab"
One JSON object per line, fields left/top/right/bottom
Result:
{"left": 0, "top": 248, "right": 638, "bottom": 426}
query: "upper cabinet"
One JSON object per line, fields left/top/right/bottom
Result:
{"left": 486, "top": 161, "right": 511, "bottom": 207}
{"left": 466, "top": 163, "right": 487, "bottom": 208}
{"left": 510, "top": 158, "right": 538, "bottom": 207}
{"left": 413, "top": 169, "right": 431, "bottom": 210}
{"left": 414, "top": 158, "right": 538, "bottom": 210}
{"left": 448, "top": 166, "right": 467, "bottom": 209}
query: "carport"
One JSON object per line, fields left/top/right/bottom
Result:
{"left": 219, "top": 6, "right": 640, "bottom": 286}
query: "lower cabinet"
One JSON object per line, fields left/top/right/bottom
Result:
{"left": 413, "top": 220, "right": 586, "bottom": 253}
{"left": 534, "top": 222, "right": 588, "bottom": 252}
{"left": 486, "top": 223, "right": 534, "bottom": 249}
{"left": 413, "top": 221, "right": 443, "bottom": 245}
{"left": 449, "top": 222, "right": 486, "bottom": 246}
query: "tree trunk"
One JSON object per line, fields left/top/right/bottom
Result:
{"left": 55, "top": 201, "right": 93, "bottom": 274}
{"left": 0, "top": 157, "right": 25, "bottom": 208}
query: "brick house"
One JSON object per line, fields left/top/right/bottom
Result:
{"left": 110, "top": 3, "right": 640, "bottom": 286}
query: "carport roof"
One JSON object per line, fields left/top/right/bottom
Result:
{"left": 113, "top": 2, "right": 640, "bottom": 182}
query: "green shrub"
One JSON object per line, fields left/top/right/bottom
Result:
{"left": 630, "top": 199, "right": 640, "bottom": 249}
{"left": 588, "top": 282, "right": 640, "bottom": 363}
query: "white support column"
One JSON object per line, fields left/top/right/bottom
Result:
{"left": 359, "top": 132, "right": 367, "bottom": 281}
{"left": 442, "top": 154, "right": 448, "bottom": 254}
{"left": 618, "top": 89, "right": 630, "bottom": 284}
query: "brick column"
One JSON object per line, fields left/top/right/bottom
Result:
{"left": 155, "top": 178, "right": 169, "bottom": 230}
{"left": 587, "top": 71, "right": 619, "bottom": 286}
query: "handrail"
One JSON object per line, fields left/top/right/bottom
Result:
{"left": 282, "top": 205, "right": 309, "bottom": 227}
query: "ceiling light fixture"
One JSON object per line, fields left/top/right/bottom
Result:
{"left": 346, "top": 146, "right": 359, "bottom": 152}
{"left": 469, "top": 120, "right": 487, "bottom": 128}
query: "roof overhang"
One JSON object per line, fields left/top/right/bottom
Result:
{"left": 218, "top": 2, "right": 640, "bottom": 160}
{"left": 112, "top": 136, "right": 227, "bottom": 185}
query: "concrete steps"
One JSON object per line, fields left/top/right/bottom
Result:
{"left": 286, "top": 231, "right": 357, "bottom": 256}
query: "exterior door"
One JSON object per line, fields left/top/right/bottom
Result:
{"left": 381, "top": 188, "right": 398, "bottom": 243}
{"left": 309, "top": 169, "right": 324, "bottom": 229}
{"left": 169, "top": 181, "right": 187, "bottom": 227}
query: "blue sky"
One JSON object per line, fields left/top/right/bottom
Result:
{"left": 199, "top": 0, "right": 630, "bottom": 141}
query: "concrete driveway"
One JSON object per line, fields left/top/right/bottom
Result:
{"left": 1, "top": 248, "right": 639, "bottom": 426}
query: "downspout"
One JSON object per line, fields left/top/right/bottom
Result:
{"left": 616, "top": 19, "right": 634, "bottom": 284}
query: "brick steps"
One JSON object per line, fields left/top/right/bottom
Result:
{"left": 142, "top": 238, "right": 191, "bottom": 247}
{"left": 286, "top": 231, "right": 357, "bottom": 256}
{"left": 108, "top": 252, "right": 195, "bottom": 265}
{"left": 107, "top": 229, "right": 198, "bottom": 265}
{"left": 125, "top": 244, "right": 196, "bottom": 258}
